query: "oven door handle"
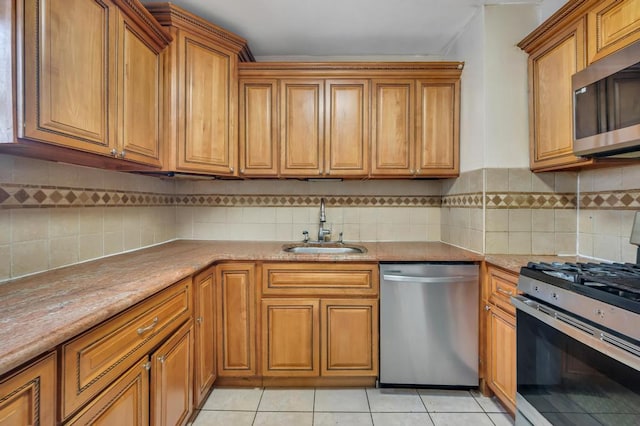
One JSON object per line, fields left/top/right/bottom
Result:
{"left": 512, "top": 295, "right": 640, "bottom": 370}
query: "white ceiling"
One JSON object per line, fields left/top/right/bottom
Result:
{"left": 143, "top": 0, "right": 543, "bottom": 60}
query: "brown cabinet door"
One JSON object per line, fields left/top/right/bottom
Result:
{"left": 262, "top": 299, "right": 320, "bottom": 377}
{"left": 529, "top": 19, "right": 590, "bottom": 171}
{"left": 22, "top": 0, "right": 116, "bottom": 155}
{"left": 66, "top": 357, "right": 149, "bottom": 426}
{"left": 415, "top": 79, "right": 459, "bottom": 177}
{"left": 239, "top": 79, "right": 279, "bottom": 177}
{"left": 194, "top": 267, "right": 216, "bottom": 406}
{"left": 280, "top": 79, "right": 324, "bottom": 176}
{"left": 588, "top": 0, "right": 640, "bottom": 64}
{"left": 217, "top": 264, "right": 257, "bottom": 376}
{"left": 151, "top": 321, "right": 194, "bottom": 426}
{"left": 487, "top": 305, "right": 516, "bottom": 412}
{"left": 117, "top": 13, "right": 162, "bottom": 167}
{"left": 320, "top": 299, "right": 378, "bottom": 376}
{"left": 0, "top": 353, "right": 56, "bottom": 426}
{"left": 371, "top": 79, "right": 415, "bottom": 176}
{"left": 177, "top": 32, "right": 237, "bottom": 175}
{"left": 324, "top": 80, "right": 369, "bottom": 177}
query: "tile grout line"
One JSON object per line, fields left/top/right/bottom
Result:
{"left": 251, "top": 388, "right": 264, "bottom": 426}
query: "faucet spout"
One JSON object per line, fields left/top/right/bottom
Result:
{"left": 318, "top": 198, "right": 330, "bottom": 242}
{"left": 319, "top": 198, "right": 326, "bottom": 223}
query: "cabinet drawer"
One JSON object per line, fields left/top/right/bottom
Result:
{"left": 488, "top": 266, "right": 518, "bottom": 315}
{"left": 61, "top": 278, "right": 191, "bottom": 419}
{"left": 262, "top": 263, "right": 379, "bottom": 296}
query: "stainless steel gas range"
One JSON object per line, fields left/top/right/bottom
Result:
{"left": 512, "top": 261, "right": 640, "bottom": 426}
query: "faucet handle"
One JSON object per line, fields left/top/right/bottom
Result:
{"left": 302, "top": 230, "right": 309, "bottom": 243}
{"left": 338, "top": 232, "right": 343, "bottom": 243}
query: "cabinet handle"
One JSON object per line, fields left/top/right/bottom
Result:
{"left": 137, "top": 316, "right": 159, "bottom": 335}
{"left": 496, "top": 287, "right": 514, "bottom": 297}
{"left": 196, "top": 317, "right": 203, "bottom": 324}
{"left": 110, "top": 148, "right": 118, "bottom": 157}
{"left": 143, "top": 361, "right": 151, "bottom": 371}
{"left": 157, "top": 355, "right": 166, "bottom": 363}
{"left": 240, "top": 169, "right": 245, "bottom": 174}
{"left": 416, "top": 168, "right": 421, "bottom": 174}
{"left": 119, "top": 150, "right": 126, "bottom": 159}
{"left": 484, "top": 305, "right": 491, "bottom": 311}
{"left": 410, "top": 169, "right": 415, "bottom": 174}
{"left": 229, "top": 167, "right": 234, "bottom": 173}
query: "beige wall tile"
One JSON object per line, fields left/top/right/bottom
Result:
{"left": 275, "top": 224, "right": 293, "bottom": 241}
{"left": 427, "top": 224, "right": 441, "bottom": 241}
{"left": 621, "top": 164, "right": 640, "bottom": 190}
{"left": 13, "top": 156, "right": 49, "bottom": 185}
{"left": 555, "top": 232, "right": 576, "bottom": 255}
{"left": 470, "top": 208, "right": 484, "bottom": 231}
{"left": 12, "top": 240, "right": 48, "bottom": 277}
{"left": 591, "top": 168, "right": 623, "bottom": 192}
{"left": 11, "top": 209, "right": 49, "bottom": 243}
{"left": 49, "top": 236, "right": 79, "bottom": 269}
{"left": 485, "top": 232, "right": 509, "bottom": 254}
{"left": 0, "top": 154, "right": 14, "bottom": 182}
{"left": 276, "top": 207, "right": 293, "bottom": 224}
{"left": 468, "top": 169, "right": 484, "bottom": 193}
{"left": 578, "top": 210, "right": 594, "bottom": 234}
{"left": 103, "top": 208, "right": 123, "bottom": 232}
{"left": 508, "top": 169, "right": 533, "bottom": 192}
{"left": 79, "top": 208, "right": 104, "bottom": 235}
{"left": 486, "top": 210, "right": 508, "bottom": 232}
{"left": 622, "top": 240, "right": 637, "bottom": 263}
{"left": 486, "top": 169, "right": 509, "bottom": 192}
{"left": 592, "top": 210, "right": 621, "bottom": 236}
{"left": 531, "top": 172, "right": 554, "bottom": 192}
{"left": 554, "top": 210, "right": 577, "bottom": 233}
{"left": 554, "top": 172, "right": 578, "bottom": 193}
{"left": 578, "top": 233, "right": 594, "bottom": 258}
{"left": 532, "top": 232, "right": 555, "bottom": 254}
{"left": 0, "top": 245, "right": 10, "bottom": 281}
{"left": 0, "top": 211, "right": 9, "bottom": 245}
{"left": 468, "top": 229, "right": 483, "bottom": 253}
{"left": 243, "top": 207, "right": 277, "bottom": 224}
{"left": 79, "top": 234, "right": 103, "bottom": 262}
{"left": 620, "top": 210, "right": 637, "bottom": 238}
{"left": 49, "top": 209, "right": 79, "bottom": 238}
{"left": 509, "top": 210, "right": 532, "bottom": 232}
{"left": 427, "top": 208, "right": 441, "bottom": 226}
{"left": 103, "top": 231, "right": 124, "bottom": 256}
{"left": 508, "top": 232, "right": 531, "bottom": 254}
{"left": 532, "top": 210, "right": 554, "bottom": 233}
{"left": 593, "top": 234, "right": 621, "bottom": 261}
{"left": 578, "top": 171, "right": 594, "bottom": 193}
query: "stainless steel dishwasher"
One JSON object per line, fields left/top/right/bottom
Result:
{"left": 379, "top": 263, "right": 479, "bottom": 387}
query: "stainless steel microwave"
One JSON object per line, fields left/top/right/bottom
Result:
{"left": 572, "top": 41, "right": 640, "bottom": 158}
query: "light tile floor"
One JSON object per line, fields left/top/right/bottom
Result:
{"left": 192, "top": 387, "right": 514, "bottom": 426}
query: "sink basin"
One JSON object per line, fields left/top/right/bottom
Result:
{"left": 282, "top": 243, "right": 367, "bottom": 254}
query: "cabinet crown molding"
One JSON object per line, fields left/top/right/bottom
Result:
{"left": 144, "top": 2, "right": 254, "bottom": 61}
{"left": 113, "top": 0, "right": 172, "bottom": 49}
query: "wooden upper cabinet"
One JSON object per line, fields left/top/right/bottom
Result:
{"left": 415, "top": 80, "right": 459, "bottom": 177}
{"left": 280, "top": 79, "right": 325, "bottom": 176}
{"left": 117, "top": 9, "right": 163, "bottom": 167}
{"left": 371, "top": 79, "right": 415, "bottom": 176}
{"left": 0, "top": 352, "right": 56, "bottom": 426}
{"left": 325, "top": 80, "right": 369, "bottom": 177}
{"left": 147, "top": 3, "right": 252, "bottom": 176}
{"left": 22, "top": 0, "right": 116, "bottom": 155}
{"left": 239, "top": 79, "right": 279, "bottom": 176}
{"left": 18, "top": 0, "right": 170, "bottom": 168}
{"left": 523, "top": 18, "right": 591, "bottom": 171}
{"left": 588, "top": 0, "right": 640, "bottom": 64}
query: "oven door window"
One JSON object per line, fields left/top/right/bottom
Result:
{"left": 517, "top": 310, "right": 640, "bottom": 425}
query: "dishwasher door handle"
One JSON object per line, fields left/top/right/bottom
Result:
{"left": 382, "top": 274, "right": 467, "bottom": 283}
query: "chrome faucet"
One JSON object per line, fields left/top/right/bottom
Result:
{"left": 318, "top": 198, "right": 331, "bottom": 242}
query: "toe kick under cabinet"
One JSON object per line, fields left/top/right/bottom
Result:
{"left": 260, "top": 263, "right": 379, "bottom": 386}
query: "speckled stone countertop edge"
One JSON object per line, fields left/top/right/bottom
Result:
{"left": 0, "top": 239, "right": 484, "bottom": 377}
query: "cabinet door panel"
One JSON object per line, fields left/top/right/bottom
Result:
{"left": 0, "top": 353, "right": 56, "bottom": 426}
{"left": 262, "top": 299, "right": 320, "bottom": 377}
{"left": 416, "top": 80, "right": 459, "bottom": 176}
{"left": 119, "top": 19, "right": 161, "bottom": 166}
{"left": 66, "top": 358, "right": 149, "bottom": 426}
{"left": 325, "top": 80, "right": 369, "bottom": 176}
{"left": 321, "top": 299, "right": 378, "bottom": 376}
{"left": 588, "top": 0, "right": 640, "bottom": 64}
{"left": 151, "top": 321, "right": 193, "bottom": 426}
{"left": 371, "top": 80, "right": 414, "bottom": 176}
{"left": 217, "top": 264, "right": 256, "bottom": 376}
{"left": 179, "top": 35, "right": 236, "bottom": 174}
{"left": 530, "top": 20, "right": 588, "bottom": 170}
{"left": 487, "top": 306, "right": 516, "bottom": 411}
{"left": 23, "top": 0, "right": 115, "bottom": 153}
{"left": 240, "top": 80, "right": 279, "bottom": 176}
{"left": 280, "top": 80, "right": 324, "bottom": 176}
{"left": 194, "top": 267, "right": 216, "bottom": 406}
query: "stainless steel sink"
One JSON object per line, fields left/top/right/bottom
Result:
{"left": 282, "top": 243, "right": 367, "bottom": 254}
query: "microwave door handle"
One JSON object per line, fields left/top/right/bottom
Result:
{"left": 512, "top": 295, "right": 640, "bottom": 370}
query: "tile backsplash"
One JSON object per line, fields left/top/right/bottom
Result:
{"left": 2, "top": 151, "right": 640, "bottom": 281}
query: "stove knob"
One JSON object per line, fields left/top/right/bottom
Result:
{"left": 552, "top": 292, "right": 558, "bottom": 300}
{"left": 595, "top": 308, "right": 605, "bottom": 318}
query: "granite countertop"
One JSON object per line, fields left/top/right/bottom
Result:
{"left": 0, "top": 240, "right": 482, "bottom": 377}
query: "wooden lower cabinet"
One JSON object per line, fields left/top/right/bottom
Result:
{"left": 261, "top": 299, "right": 320, "bottom": 377}
{"left": 0, "top": 352, "right": 56, "bottom": 426}
{"left": 151, "top": 321, "right": 194, "bottom": 426}
{"left": 217, "top": 264, "right": 257, "bottom": 377}
{"left": 321, "top": 299, "right": 378, "bottom": 376}
{"left": 193, "top": 267, "right": 216, "bottom": 406}
{"left": 487, "top": 305, "right": 516, "bottom": 412}
{"left": 65, "top": 358, "right": 150, "bottom": 426}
